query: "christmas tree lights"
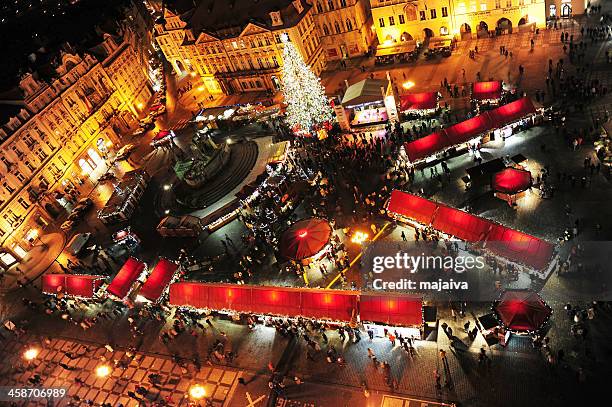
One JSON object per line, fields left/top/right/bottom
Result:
{"left": 280, "top": 34, "right": 332, "bottom": 135}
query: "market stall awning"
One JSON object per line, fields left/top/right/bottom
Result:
{"left": 207, "top": 284, "right": 253, "bottom": 312}
{"left": 375, "top": 41, "right": 416, "bottom": 57}
{"left": 387, "top": 189, "right": 437, "bottom": 225}
{"left": 138, "top": 258, "right": 178, "bottom": 302}
{"left": 42, "top": 274, "right": 65, "bottom": 295}
{"left": 494, "top": 289, "right": 552, "bottom": 331}
{"left": 492, "top": 167, "right": 532, "bottom": 194}
{"left": 65, "top": 275, "right": 104, "bottom": 298}
{"left": 106, "top": 257, "right": 146, "bottom": 299}
{"left": 404, "top": 131, "right": 450, "bottom": 162}
{"left": 432, "top": 205, "right": 493, "bottom": 242}
{"left": 280, "top": 218, "right": 332, "bottom": 261}
{"left": 300, "top": 290, "right": 358, "bottom": 322}
{"left": 487, "top": 97, "right": 536, "bottom": 129}
{"left": 444, "top": 114, "right": 493, "bottom": 146}
{"left": 473, "top": 81, "right": 503, "bottom": 101}
{"left": 359, "top": 294, "right": 422, "bottom": 326}
{"left": 341, "top": 79, "right": 388, "bottom": 107}
{"left": 169, "top": 282, "right": 209, "bottom": 309}
{"left": 486, "top": 225, "right": 554, "bottom": 271}
{"left": 400, "top": 92, "right": 438, "bottom": 111}
{"left": 249, "top": 286, "right": 302, "bottom": 317}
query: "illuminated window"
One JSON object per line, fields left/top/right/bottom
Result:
{"left": 481, "top": 3, "right": 487, "bottom": 10}
{"left": 399, "top": 14, "right": 405, "bottom": 24}
{"left": 441, "top": 7, "right": 448, "bottom": 17}
{"left": 419, "top": 10, "right": 426, "bottom": 20}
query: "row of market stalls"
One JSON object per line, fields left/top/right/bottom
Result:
{"left": 42, "top": 257, "right": 179, "bottom": 304}
{"left": 386, "top": 189, "right": 555, "bottom": 272}
{"left": 403, "top": 97, "right": 537, "bottom": 164}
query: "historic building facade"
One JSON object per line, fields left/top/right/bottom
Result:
{"left": 154, "top": 0, "right": 325, "bottom": 94}
{"left": 370, "top": 0, "right": 546, "bottom": 44}
{"left": 309, "top": 0, "right": 375, "bottom": 61}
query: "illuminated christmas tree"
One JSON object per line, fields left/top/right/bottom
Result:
{"left": 280, "top": 34, "right": 332, "bottom": 135}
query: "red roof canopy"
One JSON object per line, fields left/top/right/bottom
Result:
{"left": 473, "top": 81, "right": 502, "bottom": 101}
{"left": 400, "top": 92, "right": 438, "bottom": 111}
{"left": 169, "top": 282, "right": 209, "bottom": 309}
{"left": 249, "top": 286, "right": 302, "bottom": 316}
{"left": 300, "top": 291, "right": 358, "bottom": 322}
{"left": 139, "top": 258, "right": 178, "bottom": 302}
{"left": 359, "top": 294, "right": 422, "bottom": 326}
{"left": 152, "top": 130, "right": 173, "bottom": 142}
{"left": 487, "top": 97, "right": 536, "bottom": 129}
{"left": 42, "top": 274, "right": 65, "bottom": 294}
{"left": 444, "top": 114, "right": 493, "bottom": 145}
{"left": 494, "top": 290, "right": 551, "bottom": 331}
{"left": 208, "top": 285, "right": 253, "bottom": 312}
{"left": 404, "top": 132, "right": 450, "bottom": 162}
{"left": 280, "top": 218, "right": 332, "bottom": 260}
{"left": 387, "top": 190, "right": 437, "bottom": 225}
{"left": 432, "top": 205, "right": 492, "bottom": 242}
{"left": 65, "top": 275, "right": 104, "bottom": 298}
{"left": 107, "top": 257, "right": 146, "bottom": 299}
{"left": 486, "top": 225, "right": 554, "bottom": 270}
{"left": 492, "top": 167, "right": 532, "bottom": 194}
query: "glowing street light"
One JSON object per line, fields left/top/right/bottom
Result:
{"left": 95, "top": 364, "right": 111, "bottom": 378}
{"left": 189, "top": 384, "right": 206, "bottom": 399}
{"left": 163, "top": 184, "right": 171, "bottom": 191}
{"left": 402, "top": 81, "right": 415, "bottom": 90}
{"left": 23, "top": 348, "right": 39, "bottom": 360}
{"left": 351, "top": 231, "right": 369, "bottom": 245}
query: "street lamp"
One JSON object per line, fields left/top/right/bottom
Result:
{"left": 23, "top": 348, "right": 39, "bottom": 361}
{"left": 95, "top": 364, "right": 111, "bottom": 378}
{"left": 189, "top": 384, "right": 206, "bottom": 400}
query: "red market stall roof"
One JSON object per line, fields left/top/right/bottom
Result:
{"left": 138, "top": 258, "right": 179, "bottom": 302}
{"left": 487, "top": 97, "right": 536, "bottom": 129}
{"left": 432, "top": 205, "right": 493, "bottom": 242}
{"left": 301, "top": 290, "right": 358, "bottom": 322}
{"left": 65, "top": 275, "right": 104, "bottom": 298}
{"left": 444, "top": 114, "right": 493, "bottom": 146}
{"left": 400, "top": 92, "right": 438, "bottom": 111}
{"left": 473, "top": 81, "right": 502, "bottom": 101}
{"left": 386, "top": 190, "right": 554, "bottom": 270}
{"left": 106, "top": 257, "right": 146, "bottom": 299}
{"left": 387, "top": 190, "right": 437, "bottom": 225}
{"left": 359, "top": 294, "right": 423, "bottom": 326}
{"left": 280, "top": 218, "right": 332, "bottom": 260}
{"left": 404, "top": 131, "right": 450, "bottom": 162}
{"left": 152, "top": 130, "right": 172, "bottom": 142}
{"left": 169, "top": 282, "right": 209, "bottom": 309}
{"left": 207, "top": 285, "right": 253, "bottom": 312}
{"left": 486, "top": 225, "right": 554, "bottom": 271}
{"left": 492, "top": 167, "right": 532, "bottom": 194}
{"left": 249, "top": 286, "right": 302, "bottom": 316}
{"left": 42, "top": 274, "right": 65, "bottom": 295}
{"left": 494, "top": 290, "right": 552, "bottom": 331}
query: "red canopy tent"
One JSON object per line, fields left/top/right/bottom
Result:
{"left": 65, "top": 275, "right": 104, "bottom": 298}
{"left": 359, "top": 294, "right": 422, "bottom": 326}
{"left": 487, "top": 97, "right": 536, "bottom": 129}
{"left": 250, "top": 286, "right": 302, "bottom": 316}
{"left": 404, "top": 131, "right": 450, "bottom": 162}
{"left": 387, "top": 189, "right": 437, "bottom": 225}
{"left": 494, "top": 289, "right": 552, "bottom": 332}
{"left": 106, "top": 257, "right": 146, "bottom": 299}
{"left": 300, "top": 290, "right": 358, "bottom": 322}
{"left": 151, "top": 130, "right": 174, "bottom": 147}
{"left": 400, "top": 92, "right": 438, "bottom": 111}
{"left": 486, "top": 225, "right": 554, "bottom": 270}
{"left": 444, "top": 114, "right": 493, "bottom": 146}
{"left": 472, "top": 81, "right": 503, "bottom": 101}
{"left": 280, "top": 218, "right": 332, "bottom": 260}
{"left": 42, "top": 274, "right": 65, "bottom": 295}
{"left": 169, "top": 282, "right": 210, "bottom": 309}
{"left": 492, "top": 167, "right": 532, "bottom": 195}
{"left": 207, "top": 284, "right": 252, "bottom": 312}
{"left": 432, "top": 205, "right": 493, "bottom": 242}
{"left": 139, "top": 258, "right": 179, "bottom": 302}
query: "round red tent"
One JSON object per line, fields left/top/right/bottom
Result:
{"left": 494, "top": 289, "right": 552, "bottom": 332}
{"left": 280, "top": 218, "right": 332, "bottom": 261}
{"left": 492, "top": 167, "right": 532, "bottom": 195}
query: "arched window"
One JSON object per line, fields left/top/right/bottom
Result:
{"left": 334, "top": 21, "right": 341, "bottom": 34}
{"left": 328, "top": 0, "right": 335, "bottom": 11}
{"left": 323, "top": 24, "right": 330, "bottom": 35}
{"left": 316, "top": 2, "right": 323, "bottom": 13}
{"left": 346, "top": 19, "right": 353, "bottom": 31}
{"left": 340, "top": 0, "right": 347, "bottom": 7}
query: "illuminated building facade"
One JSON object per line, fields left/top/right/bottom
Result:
{"left": 309, "top": 0, "right": 375, "bottom": 61}
{"left": 154, "top": 0, "right": 325, "bottom": 94}
{"left": 0, "top": 37, "right": 151, "bottom": 268}
{"left": 370, "top": 0, "right": 546, "bottom": 44}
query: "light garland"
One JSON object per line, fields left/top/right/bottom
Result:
{"left": 280, "top": 34, "right": 332, "bottom": 135}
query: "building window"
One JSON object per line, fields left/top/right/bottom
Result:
{"left": 15, "top": 172, "right": 25, "bottom": 183}
{"left": 327, "top": 0, "right": 334, "bottom": 11}
{"left": 481, "top": 3, "right": 487, "bottom": 10}
{"left": 419, "top": 11, "right": 426, "bottom": 21}
{"left": 316, "top": 1, "right": 323, "bottom": 13}
{"left": 495, "top": 0, "right": 501, "bottom": 7}
{"left": 335, "top": 21, "right": 341, "bottom": 33}
{"left": 379, "top": 18, "right": 385, "bottom": 27}
{"left": 18, "top": 198, "right": 30, "bottom": 210}
{"left": 519, "top": 0, "right": 524, "bottom": 5}
{"left": 442, "top": 7, "right": 448, "bottom": 17}
{"left": 399, "top": 14, "right": 405, "bottom": 24}
{"left": 389, "top": 16, "right": 395, "bottom": 26}
{"left": 346, "top": 19, "right": 353, "bottom": 31}
{"left": 340, "top": 0, "right": 347, "bottom": 6}
{"left": 3, "top": 182, "right": 14, "bottom": 194}
{"left": 430, "top": 9, "right": 437, "bottom": 19}
{"left": 323, "top": 24, "right": 330, "bottom": 35}
{"left": 506, "top": 0, "right": 512, "bottom": 7}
